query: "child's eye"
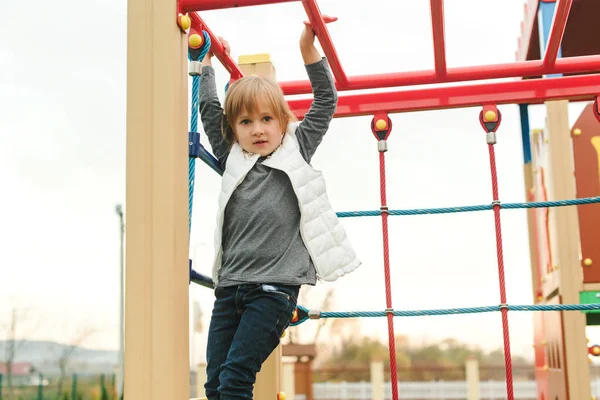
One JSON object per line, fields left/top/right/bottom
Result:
{"left": 240, "top": 119, "right": 250, "bottom": 125}
{"left": 263, "top": 116, "right": 272, "bottom": 122}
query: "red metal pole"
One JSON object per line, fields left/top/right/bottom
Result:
{"left": 287, "top": 73, "right": 600, "bottom": 118}
{"left": 180, "top": 0, "right": 298, "bottom": 12}
{"left": 542, "top": 0, "right": 573, "bottom": 68}
{"left": 430, "top": 0, "right": 447, "bottom": 78}
{"left": 189, "top": 13, "right": 244, "bottom": 79}
{"left": 279, "top": 54, "right": 600, "bottom": 95}
{"left": 301, "top": 0, "right": 348, "bottom": 88}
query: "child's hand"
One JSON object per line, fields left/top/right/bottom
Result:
{"left": 300, "top": 16, "right": 337, "bottom": 64}
{"left": 218, "top": 37, "right": 231, "bottom": 57}
{"left": 300, "top": 15, "right": 337, "bottom": 49}
{"left": 299, "top": 23, "right": 316, "bottom": 49}
{"left": 203, "top": 36, "right": 230, "bottom": 66}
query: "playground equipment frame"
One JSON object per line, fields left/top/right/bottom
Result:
{"left": 124, "top": 0, "right": 600, "bottom": 399}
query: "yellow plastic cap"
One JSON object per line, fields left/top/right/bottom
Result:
{"left": 375, "top": 119, "right": 387, "bottom": 130}
{"left": 189, "top": 33, "right": 203, "bottom": 49}
{"left": 179, "top": 14, "right": 191, "bottom": 31}
{"left": 484, "top": 110, "right": 497, "bottom": 122}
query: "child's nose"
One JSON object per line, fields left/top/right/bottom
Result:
{"left": 253, "top": 124, "right": 265, "bottom": 135}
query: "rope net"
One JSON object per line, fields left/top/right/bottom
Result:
{"left": 185, "top": 29, "right": 600, "bottom": 400}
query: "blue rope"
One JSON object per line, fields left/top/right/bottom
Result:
{"left": 335, "top": 196, "right": 600, "bottom": 218}
{"left": 188, "top": 31, "right": 211, "bottom": 231}
{"left": 289, "top": 302, "right": 600, "bottom": 326}
{"left": 318, "top": 303, "right": 600, "bottom": 319}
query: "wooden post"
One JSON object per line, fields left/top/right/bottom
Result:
{"left": 124, "top": 0, "right": 189, "bottom": 398}
{"left": 543, "top": 100, "right": 591, "bottom": 400}
{"left": 236, "top": 52, "right": 282, "bottom": 399}
{"left": 254, "top": 346, "right": 281, "bottom": 398}
{"left": 196, "top": 363, "right": 207, "bottom": 399}
{"left": 370, "top": 360, "right": 384, "bottom": 400}
{"left": 281, "top": 360, "right": 295, "bottom": 400}
{"left": 465, "top": 356, "right": 479, "bottom": 400}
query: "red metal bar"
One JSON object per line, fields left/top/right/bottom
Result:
{"left": 180, "top": 0, "right": 298, "bottom": 12}
{"left": 280, "top": 54, "right": 600, "bottom": 95}
{"left": 189, "top": 13, "right": 244, "bottom": 79}
{"left": 287, "top": 73, "right": 600, "bottom": 118}
{"left": 301, "top": 0, "right": 348, "bottom": 88}
{"left": 542, "top": 0, "right": 573, "bottom": 68}
{"left": 430, "top": 0, "right": 447, "bottom": 78}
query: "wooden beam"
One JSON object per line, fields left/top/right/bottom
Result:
{"left": 124, "top": 0, "right": 190, "bottom": 398}
{"left": 544, "top": 100, "right": 590, "bottom": 400}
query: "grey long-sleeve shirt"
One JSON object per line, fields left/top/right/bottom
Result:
{"left": 199, "top": 58, "right": 338, "bottom": 287}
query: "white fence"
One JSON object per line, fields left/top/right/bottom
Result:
{"left": 311, "top": 380, "right": 537, "bottom": 400}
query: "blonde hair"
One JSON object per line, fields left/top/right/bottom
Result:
{"left": 222, "top": 75, "right": 297, "bottom": 144}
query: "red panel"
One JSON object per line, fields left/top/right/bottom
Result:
{"left": 301, "top": 0, "right": 348, "bottom": 87}
{"left": 533, "top": 311, "right": 548, "bottom": 400}
{"left": 516, "top": 0, "right": 541, "bottom": 61}
{"left": 534, "top": 296, "right": 569, "bottom": 400}
{"left": 545, "top": 296, "right": 568, "bottom": 400}
{"left": 542, "top": 0, "right": 573, "bottom": 67}
{"left": 429, "top": 0, "right": 447, "bottom": 78}
{"left": 571, "top": 103, "right": 600, "bottom": 282}
{"left": 531, "top": 130, "right": 555, "bottom": 298}
{"left": 279, "top": 55, "right": 600, "bottom": 95}
{"left": 180, "top": 0, "right": 298, "bottom": 12}
{"left": 287, "top": 73, "right": 600, "bottom": 119}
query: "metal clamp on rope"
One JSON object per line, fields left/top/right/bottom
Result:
{"left": 385, "top": 308, "right": 394, "bottom": 315}
{"left": 479, "top": 105, "right": 502, "bottom": 144}
{"left": 380, "top": 206, "right": 389, "bottom": 215}
{"left": 308, "top": 309, "right": 321, "bottom": 320}
{"left": 189, "top": 61, "right": 202, "bottom": 76}
{"left": 371, "top": 112, "right": 392, "bottom": 152}
{"left": 189, "top": 131, "right": 201, "bottom": 158}
{"left": 499, "top": 303, "right": 509, "bottom": 310}
{"left": 491, "top": 200, "right": 501, "bottom": 209}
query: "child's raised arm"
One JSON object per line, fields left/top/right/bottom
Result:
{"left": 199, "top": 38, "right": 232, "bottom": 167}
{"left": 295, "top": 21, "right": 339, "bottom": 163}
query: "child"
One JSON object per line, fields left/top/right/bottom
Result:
{"left": 199, "top": 21, "right": 361, "bottom": 400}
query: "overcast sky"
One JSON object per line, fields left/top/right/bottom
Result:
{"left": 1, "top": 0, "right": 597, "bottom": 367}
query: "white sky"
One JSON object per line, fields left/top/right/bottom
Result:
{"left": 1, "top": 0, "right": 596, "bottom": 366}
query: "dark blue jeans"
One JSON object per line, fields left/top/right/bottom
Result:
{"left": 204, "top": 283, "right": 299, "bottom": 400}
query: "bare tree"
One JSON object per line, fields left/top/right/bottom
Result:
{"left": 287, "top": 288, "right": 335, "bottom": 345}
{"left": 1, "top": 307, "right": 38, "bottom": 400}
{"left": 312, "top": 289, "right": 334, "bottom": 343}
{"left": 54, "top": 326, "right": 96, "bottom": 398}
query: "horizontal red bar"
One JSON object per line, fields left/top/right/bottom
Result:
{"left": 280, "top": 55, "right": 600, "bottom": 95}
{"left": 542, "top": 0, "right": 572, "bottom": 67}
{"left": 180, "top": 0, "right": 298, "bottom": 12}
{"left": 287, "top": 73, "right": 600, "bottom": 118}
{"left": 189, "top": 13, "right": 244, "bottom": 79}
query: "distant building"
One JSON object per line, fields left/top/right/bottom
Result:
{"left": 0, "top": 362, "right": 48, "bottom": 387}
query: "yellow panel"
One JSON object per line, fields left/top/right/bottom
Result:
{"left": 238, "top": 53, "right": 272, "bottom": 64}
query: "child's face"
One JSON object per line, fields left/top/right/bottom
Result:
{"left": 234, "top": 102, "right": 284, "bottom": 157}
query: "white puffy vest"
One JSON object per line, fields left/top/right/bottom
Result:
{"left": 211, "top": 122, "right": 361, "bottom": 285}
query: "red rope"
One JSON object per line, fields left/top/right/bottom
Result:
{"left": 378, "top": 150, "right": 399, "bottom": 400}
{"left": 488, "top": 143, "right": 515, "bottom": 400}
